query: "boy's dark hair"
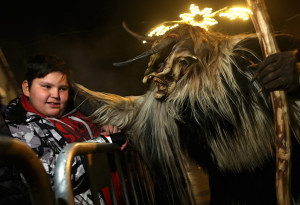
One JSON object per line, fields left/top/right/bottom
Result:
{"left": 25, "top": 54, "right": 73, "bottom": 87}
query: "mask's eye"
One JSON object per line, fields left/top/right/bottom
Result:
{"left": 179, "top": 59, "right": 189, "bottom": 68}
{"left": 156, "top": 62, "right": 165, "bottom": 73}
{"left": 178, "top": 56, "right": 198, "bottom": 69}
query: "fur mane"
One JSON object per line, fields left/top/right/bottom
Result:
{"left": 167, "top": 28, "right": 275, "bottom": 171}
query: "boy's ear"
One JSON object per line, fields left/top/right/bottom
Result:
{"left": 22, "top": 80, "right": 30, "bottom": 97}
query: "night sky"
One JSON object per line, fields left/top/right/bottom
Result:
{"left": 0, "top": 0, "right": 299, "bottom": 96}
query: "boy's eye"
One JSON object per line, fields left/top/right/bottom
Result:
{"left": 42, "top": 85, "right": 51, "bottom": 89}
{"left": 59, "top": 87, "right": 68, "bottom": 91}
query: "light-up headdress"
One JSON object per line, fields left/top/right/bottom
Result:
{"left": 147, "top": 4, "right": 253, "bottom": 38}
{"left": 114, "top": 4, "right": 253, "bottom": 66}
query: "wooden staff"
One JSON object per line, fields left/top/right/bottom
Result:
{"left": 245, "top": 0, "right": 291, "bottom": 204}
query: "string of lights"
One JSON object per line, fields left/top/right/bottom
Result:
{"left": 147, "top": 4, "right": 253, "bottom": 37}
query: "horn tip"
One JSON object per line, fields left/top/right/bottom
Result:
{"left": 112, "top": 62, "right": 125, "bottom": 67}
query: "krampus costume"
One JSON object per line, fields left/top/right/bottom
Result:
{"left": 74, "top": 24, "right": 300, "bottom": 204}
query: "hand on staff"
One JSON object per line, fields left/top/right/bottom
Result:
{"left": 251, "top": 51, "right": 299, "bottom": 93}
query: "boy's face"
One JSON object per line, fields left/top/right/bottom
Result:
{"left": 22, "top": 71, "right": 69, "bottom": 118}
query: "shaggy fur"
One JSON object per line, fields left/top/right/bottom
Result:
{"left": 74, "top": 25, "right": 300, "bottom": 204}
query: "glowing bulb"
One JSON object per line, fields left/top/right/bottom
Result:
{"left": 219, "top": 7, "right": 252, "bottom": 21}
{"left": 147, "top": 4, "right": 252, "bottom": 36}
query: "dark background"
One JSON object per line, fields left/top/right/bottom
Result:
{"left": 0, "top": 0, "right": 299, "bottom": 96}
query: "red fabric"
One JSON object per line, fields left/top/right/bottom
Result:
{"left": 47, "top": 111, "right": 102, "bottom": 143}
{"left": 101, "top": 172, "right": 123, "bottom": 205}
{"left": 21, "top": 94, "right": 122, "bottom": 205}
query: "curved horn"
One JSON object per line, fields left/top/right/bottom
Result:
{"left": 122, "top": 21, "right": 157, "bottom": 42}
{"left": 113, "top": 36, "right": 176, "bottom": 67}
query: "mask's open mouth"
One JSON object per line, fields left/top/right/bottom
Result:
{"left": 151, "top": 76, "right": 170, "bottom": 99}
{"left": 153, "top": 77, "right": 167, "bottom": 91}
{"left": 143, "top": 74, "right": 169, "bottom": 99}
